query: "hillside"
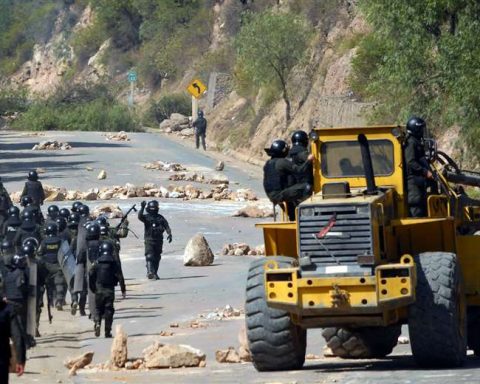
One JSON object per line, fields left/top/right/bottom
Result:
{"left": 0, "top": 0, "right": 478, "bottom": 165}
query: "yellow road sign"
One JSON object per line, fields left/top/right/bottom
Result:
{"left": 187, "top": 79, "right": 207, "bottom": 99}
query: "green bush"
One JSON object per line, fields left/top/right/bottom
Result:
{"left": 0, "top": 87, "right": 28, "bottom": 115}
{"left": 144, "top": 94, "right": 191, "bottom": 126}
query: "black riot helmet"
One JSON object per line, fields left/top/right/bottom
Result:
{"left": 264, "top": 139, "right": 289, "bottom": 158}
{"left": 8, "top": 206, "right": 19, "bottom": 217}
{"left": 86, "top": 222, "right": 100, "bottom": 240}
{"left": 406, "top": 116, "right": 426, "bottom": 139}
{"left": 99, "top": 225, "right": 109, "bottom": 236}
{"left": 28, "top": 170, "right": 38, "bottom": 181}
{"left": 56, "top": 217, "right": 67, "bottom": 233}
{"left": 291, "top": 130, "right": 309, "bottom": 147}
{"left": 68, "top": 212, "right": 80, "bottom": 228}
{"left": 59, "top": 207, "right": 70, "bottom": 219}
{"left": 23, "top": 237, "right": 39, "bottom": 250}
{"left": 146, "top": 200, "right": 159, "bottom": 214}
{"left": 99, "top": 241, "right": 114, "bottom": 256}
{"left": 96, "top": 215, "right": 108, "bottom": 227}
{"left": 21, "top": 209, "right": 35, "bottom": 222}
{"left": 47, "top": 205, "right": 59, "bottom": 219}
{"left": 21, "top": 195, "right": 32, "bottom": 207}
{"left": 21, "top": 243, "right": 36, "bottom": 258}
{"left": 71, "top": 201, "right": 82, "bottom": 213}
{"left": 45, "top": 223, "right": 58, "bottom": 237}
{"left": 1, "top": 239, "right": 13, "bottom": 252}
{"left": 198, "top": 110, "right": 204, "bottom": 118}
{"left": 78, "top": 204, "right": 90, "bottom": 218}
{"left": 13, "top": 254, "right": 28, "bottom": 268}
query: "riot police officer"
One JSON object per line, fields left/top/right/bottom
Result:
{"left": 14, "top": 210, "right": 43, "bottom": 252}
{"left": 288, "top": 130, "right": 313, "bottom": 187}
{"left": 98, "top": 224, "right": 126, "bottom": 297}
{"left": 59, "top": 207, "right": 71, "bottom": 221}
{"left": 0, "top": 177, "right": 12, "bottom": 229}
{"left": 71, "top": 201, "right": 82, "bottom": 213}
{"left": 0, "top": 239, "right": 15, "bottom": 278}
{"left": 193, "top": 110, "right": 207, "bottom": 150}
{"left": 56, "top": 217, "right": 71, "bottom": 243}
{"left": 263, "top": 139, "right": 314, "bottom": 221}
{"left": 1, "top": 206, "right": 21, "bottom": 242}
{"left": 21, "top": 170, "right": 45, "bottom": 208}
{"left": 138, "top": 200, "right": 172, "bottom": 280}
{"left": 46, "top": 205, "right": 60, "bottom": 225}
{"left": 20, "top": 196, "right": 43, "bottom": 225}
{"left": 37, "top": 223, "right": 64, "bottom": 310}
{"left": 404, "top": 117, "right": 433, "bottom": 217}
{"left": 89, "top": 241, "right": 124, "bottom": 338}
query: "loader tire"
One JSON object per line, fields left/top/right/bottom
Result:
{"left": 408, "top": 252, "right": 466, "bottom": 367}
{"left": 322, "top": 325, "right": 401, "bottom": 358}
{"left": 245, "top": 257, "right": 306, "bottom": 371}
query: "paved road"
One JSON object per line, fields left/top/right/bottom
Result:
{"left": 2, "top": 130, "right": 480, "bottom": 384}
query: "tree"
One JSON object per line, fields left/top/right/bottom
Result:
{"left": 351, "top": 0, "right": 480, "bottom": 155}
{"left": 235, "top": 11, "right": 312, "bottom": 124}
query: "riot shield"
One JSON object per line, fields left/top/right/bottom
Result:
{"left": 86, "top": 258, "right": 96, "bottom": 319}
{"left": 73, "top": 263, "right": 85, "bottom": 293}
{"left": 26, "top": 258, "right": 37, "bottom": 338}
{"left": 58, "top": 240, "right": 75, "bottom": 287}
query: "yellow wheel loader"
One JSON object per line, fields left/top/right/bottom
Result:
{"left": 246, "top": 125, "right": 480, "bottom": 371}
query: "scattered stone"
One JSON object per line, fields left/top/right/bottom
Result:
{"left": 36, "top": 167, "right": 46, "bottom": 174}
{"left": 254, "top": 245, "right": 265, "bottom": 255}
{"left": 169, "top": 323, "right": 179, "bottom": 328}
{"left": 110, "top": 325, "right": 128, "bottom": 368}
{"left": 144, "top": 161, "right": 186, "bottom": 172}
{"left": 221, "top": 243, "right": 255, "bottom": 257}
{"left": 209, "top": 173, "right": 229, "bottom": 185}
{"left": 180, "top": 128, "right": 194, "bottom": 136}
{"left": 398, "top": 336, "right": 410, "bottom": 344}
{"left": 215, "top": 161, "right": 225, "bottom": 171}
{"left": 97, "top": 170, "right": 107, "bottom": 180}
{"left": 33, "top": 140, "right": 72, "bottom": 151}
{"left": 232, "top": 188, "right": 257, "bottom": 201}
{"left": 159, "top": 331, "right": 174, "bottom": 337}
{"left": 105, "top": 131, "right": 130, "bottom": 141}
{"left": 203, "top": 305, "right": 243, "bottom": 320}
{"left": 170, "top": 113, "right": 189, "bottom": 124}
{"left": 323, "top": 346, "right": 335, "bottom": 357}
{"left": 233, "top": 204, "right": 273, "bottom": 218}
{"left": 82, "top": 191, "right": 98, "bottom": 201}
{"left": 183, "top": 233, "right": 214, "bottom": 266}
{"left": 216, "top": 347, "right": 241, "bottom": 363}
{"left": 86, "top": 166, "right": 94, "bottom": 171}
{"left": 64, "top": 351, "right": 94, "bottom": 376}
{"left": 199, "top": 360, "right": 207, "bottom": 368}
{"left": 143, "top": 342, "right": 206, "bottom": 369}
{"left": 92, "top": 204, "right": 123, "bottom": 219}
{"left": 45, "top": 191, "right": 66, "bottom": 202}
{"left": 306, "top": 353, "right": 321, "bottom": 360}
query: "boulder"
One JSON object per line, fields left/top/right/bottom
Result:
{"left": 64, "top": 351, "right": 94, "bottom": 376}
{"left": 97, "top": 170, "right": 107, "bottom": 180}
{"left": 210, "top": 173, "right": 229, "bottom": 185}
{"left": 45, "top": 191, "right": 66, "bottom": 202}
{"left": 170, "top": 113, "right": 189, "bottom": 125}
{"left": 98, "top": 190, "right": 114, "bottom": 200}
{"left": 159, "top": 119, "right": 173, "bottom": 130}
{"left": 233, "top": 205, "right": 273, "bottom": 218}
{"left": 183, "top": 233, "right": 214, "bottom": 266}
{"left": 180, "top": 128, "right": 194, "bottom": 136}
{"left": 105, "top": 131, "right": 130, "bottom": 141}
{"left": 238, "top": 326, "right": 251, "bottom": 362}
{"left": 110, "top": 325, "right": 128, "bottom": 368}
{"left": 143, "top": 342, "right": 206, "bottom": 369}
{"left": 92, "top": 204, "right": 123, "bottom": 219}
{"left": 82, "top": 191, "right": 98, "bottom": 201}
{"left": 9, "top": 191, "right": 21, "bottom": 203}
{"left": 215, "top": 161, "right": 225, "bottom": 171}
{"left": 215, "top": 347, "right": 241, "bottom": 363}
{"left": 66, "top": 190, "right": 80, "bottom": 201}
{"left": 254, "top": 244, "right": 265, "bottom": 255}
{"left": 233, "top": 188, "right": 257, "bottom": 201}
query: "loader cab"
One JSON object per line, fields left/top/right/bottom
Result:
{"left": 309, "top": 125, "right": 407, "bottom": 217}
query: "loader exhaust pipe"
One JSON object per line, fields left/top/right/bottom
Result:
{"left": 444, "top": 170, "right": 480, "bottom": 188}
{"left": 358, "top": 133, "right": 378, "bottom": 195}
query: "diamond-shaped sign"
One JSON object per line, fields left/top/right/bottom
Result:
{"left": 187, "top": 79, "right": 207, "bottom": 99}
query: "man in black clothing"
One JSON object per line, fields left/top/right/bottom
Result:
{"left": 404, "top": 117, "right": 433, "bottom": 217}
{"left": 263, "top": 139, "right": 314, "bottom": 221}
{"left": 89, "top": 241, "right": 124, "bottom": 338}
{"left": 288, "top": 130, "right": 314, "bottom": 188}
{"left": 20, "top": 196, "right": 43, "bottom": 225}
{"left": 0, "top": 276, "right": 26, "bottom": 383}
{"left": 1, "top": 207, "right": 21, "bottom": 243}
{"left": 14, "top": 210, "right": 43, "bottom": 252}
{"left": 0, "top": 178, "right": 12, "bottom": 230}
{"left": 45, "top": 205, "right": 60, "bottom": 225}
{"left": 193, "top": 110, "right": 207, "bottom": 150}
{"left": 138, "top": 200, "right": 172, "bottom": 280}
{"left": 21, "top": 170, "right": 45, "bottom": 209}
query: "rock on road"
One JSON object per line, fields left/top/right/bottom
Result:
{"left": 2, "top": 131, "right": 479, "bottom": 384}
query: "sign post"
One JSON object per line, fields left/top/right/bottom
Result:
{"left": 127, "top": 70, "right": 137, "bottom": 107}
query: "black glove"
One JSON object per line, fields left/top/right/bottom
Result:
{"left": 167, "top": 234, "right": 172, "bottom": 243}
{"left": 141, "top": 201, "right": 146, "bottom": 208}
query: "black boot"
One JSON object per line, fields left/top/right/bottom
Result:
{"left": 71, "top": 298, "right": 78, "bottom": 316}
{"left": 105, "top": 328, "right": 112, "bottom": 338}
{"left": 153, "top": 258, "right": 160, "bottom": 280}
{"left": 94, "top": 321, "right": 101, "bottom": 337}
{"left": 146, "top": 261, "right": 155, "bottom": 280}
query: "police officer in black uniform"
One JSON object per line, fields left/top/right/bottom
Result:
{"left": 71, "top": 201, "right": 82, "bottom": 213}
{"left": 14, "top": 210, "right": 43, "bottom": 252}
{"left": 37, "top": 223, "right": 64, "bottom": 310}
{"left": 288, "top": 130, "right": 314, "bottom": 187}
{"left": 138, "top": 200, "right": 172, "bottom": 280}
{"left": 193, "top": 110, "right": 207, "bottom": 150}
{"left": 0, "top": 177, "right": 12, "bottom": 230}
{"left": 404, "top": 117, "right": 433, "bottom": 217}
{"left": 21, "top": 170, "right": 45, "bottom": 209}
{"left": 56, "top": 217, "right": 70, "bottom": 243}
{"left": 0, "top": 240, "right": 15, "bottom": 278}
{"left": 59, "top": 208, "right": 71, "bottom": 221}
{"left": 89, "top": 241, "right": 124, "bottom": 338}
{"left": 263, "top": 139, "right": 314, "bottom": 221}
{"left": 46, "top": 205, "right": 60, "bottom": 225}
{"left": 20, "top": 196, "right": 43, "bottom": 225}
{"left": 1, "top": 206, "right": 21, "bottom": 242}
{"left": 0, "top": 273, "right": 26, "bottom": 383}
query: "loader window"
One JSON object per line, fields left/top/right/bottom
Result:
{"left": 321, "top": 140, "right": 394, "bottom": 178}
